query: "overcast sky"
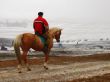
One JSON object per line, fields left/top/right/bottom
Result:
{"left": 0, "top": 0, "right": 110, "bottom": 24}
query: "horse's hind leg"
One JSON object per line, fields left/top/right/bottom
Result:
{"left": 16, "top": 53, "right": 22, "bottom": 73}
{"left": 22, "top": 51, "right": 31, "bottom": 71}
{"left": 17, "top": 57, "right": 22, "bottom": 73}
{"left": 17, "top": 64, "right": 22, "bottom": 73}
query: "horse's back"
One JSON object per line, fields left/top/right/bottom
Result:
{"left": 23, "top": 33, "right": 35, "bottom": 37}
{"left": 21, "top": 33, "right": 36, "bottom": 43}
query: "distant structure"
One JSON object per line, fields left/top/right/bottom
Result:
{"left": 100, "top": 38, "right": 103, "bottom": 41}
{"left": 0, "top": 45, "right": 7, "bottom": 51}
{"left": 0, "top": 19, "right": 29, "bottom": 27}
{"left": 106, "top": 38, "right": 109, "bottom": 41}
{"left": 58, "top": 42, "right": 63, "bottom": 48}
{"left": 84, "top": 39, "right": 88, "bottom": 41}
{"left": 76, "top": 40, "right": 81, "bottom": 45}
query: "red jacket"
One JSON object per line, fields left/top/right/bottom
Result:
{"left": 33, "top": 16, "right": 49, "bottom": 35}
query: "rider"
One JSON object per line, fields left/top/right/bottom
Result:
{"left": 33, "top": 12, "right": 49, "bottom": 50}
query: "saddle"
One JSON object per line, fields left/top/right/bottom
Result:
{"left": 34, "top": 33, "right": 46, "bottom": 45}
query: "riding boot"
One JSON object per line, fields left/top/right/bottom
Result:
{"left": 43, "top": 38, "right": 49, "bottom": 51}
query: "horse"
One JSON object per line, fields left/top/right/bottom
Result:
{"left": 13, "top": 27, "right": 62, "bottom": 73}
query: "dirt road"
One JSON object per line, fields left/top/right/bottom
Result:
{"left": 0, "top": 53, "right": 110, "bottom": 82}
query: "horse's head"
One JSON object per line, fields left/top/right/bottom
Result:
{"left": 54, "top": 29, "right": 62, "bottom": 42}
{"left": 49, "top": 27, "right": 62, "bottom": 42}
{"left": 54, "top": 28, "right": 62, "bottom": 42}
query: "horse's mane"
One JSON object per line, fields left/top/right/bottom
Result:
{"left": 49, "top": 27, "right": 61, "bottom": 35}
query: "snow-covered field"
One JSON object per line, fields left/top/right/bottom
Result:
{"left": 0, "top": 22, "right": 110, "bottom": 56}
{"left": 0, "top": 38, "right": 110, "bottom": 58}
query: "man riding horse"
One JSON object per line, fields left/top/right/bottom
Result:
{"left": 13, "top": 12, "right": 62, "bottom": 73}
{"left": 33, "top": 12, "right": 49, "bottom": 50}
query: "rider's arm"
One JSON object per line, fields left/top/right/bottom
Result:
{"left": 43, "top": 18, "right": 49, "bottom": 31}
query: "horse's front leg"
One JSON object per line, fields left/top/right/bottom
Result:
{"left": 44, "top": 51, "right": 50, "bottom": 70}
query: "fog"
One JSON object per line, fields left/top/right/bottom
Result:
{"left": 0, "top": 0, "right": 110, "bottom": 24}
{"left": 0, "top": 0, "right": 110, "bottom": 40}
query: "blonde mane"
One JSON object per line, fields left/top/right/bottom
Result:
{"left": 49, "top": 27, "right": 61, "bottom": 35}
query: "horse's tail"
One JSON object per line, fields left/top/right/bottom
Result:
{"left": 13, "top": 34, "right": 23, "bottom": 64}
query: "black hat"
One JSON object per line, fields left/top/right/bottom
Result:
{"left": 38, "top": 12, "right": 43, "bottom": 16}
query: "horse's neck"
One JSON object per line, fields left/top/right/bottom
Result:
{"left": 49, "top": 31, "right": 54, "bottom": 36}
{"left": 49, "top": 29, "right": 56, "bottom": 38}
{"left": 48, "top": 34, "right": 54, "bottom": 46}
{"left": 48, "top": 28, "right": 58, "bottom": 43}
{"left": 48, "top": 32, "right": 54, "bottom": 49}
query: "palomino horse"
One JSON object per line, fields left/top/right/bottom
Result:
{"left": 13, "top": 27, "right": 62, "bottom": 73}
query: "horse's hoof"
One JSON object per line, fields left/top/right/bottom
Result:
{"left": 44, "top": 66, "right": 48, "bottom": 70}
{"left": 27, "top": 68, "right": 31, "bottom": 71}
{"left": 18, "top": 71, "right": 22, "bottom": 73}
